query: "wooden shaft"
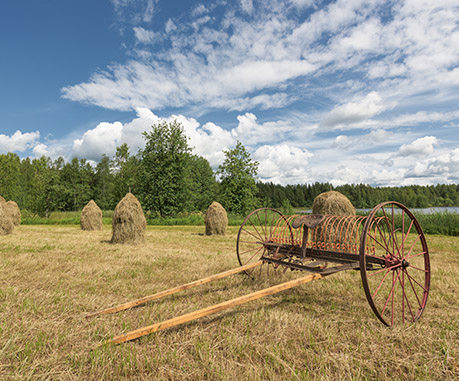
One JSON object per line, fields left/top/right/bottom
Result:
{"left": 86, "top": 260, "right": 263, "bottom": 318}
{"left": 99, "top": 272, "right": 322, "bottom": 347}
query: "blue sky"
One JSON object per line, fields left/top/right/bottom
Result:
{"left": 1, "top": 0, "right": 458, "bottom": 186}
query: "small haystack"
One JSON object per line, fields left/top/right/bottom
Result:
{"left": 81, "top": 200, "right": 103, "bottom": 231}
{"left": 6, "top": 200, "right": 21, "bottom": 226}
{"left": 205, "top": 201, "right": 228, "bottom": 236}
{"left": 312, "top": 191, "right": 355, "bottom": 216}
{"left": 110, "top": 193, "right": 146, "bottom": 244}
{"left": 0, "top": 196, "right": 14, "bottom": 235}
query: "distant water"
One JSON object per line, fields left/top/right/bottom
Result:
{"left": 298, "top": 206, "right": 459, "bottom": 214}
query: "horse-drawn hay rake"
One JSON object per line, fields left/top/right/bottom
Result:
{"left": 89, "top": 201, "right": 430, "bottom": 347}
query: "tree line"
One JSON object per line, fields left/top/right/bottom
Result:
{"left": 0, "top": 121, "right": 258, "bottom": 217}
{"left": 1, "top": 120, "right": 458, "bottom": 217}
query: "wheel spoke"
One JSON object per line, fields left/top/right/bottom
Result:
{"left": 368, "top": 263, "right": 401, "bottom": 277}
{"left": 381, "top": 268, "right": 402, "bottom": 317}
{"left": 382, "top": 207, "right": 401, "bottom": 259}
{"left": 404, "top": 269, "right": 428, "bottom": 295}
{"left": 371, "top": 267, "right": 392, "bottom": 299}
{"left": 367, "top": 231, "right": 396, "bottom": 257}
{"left": 404, "top": 234, "right": 422, "bottom": 260}
{"left": 406, "top": 249, "right": 427, "bottom": 260}
{"left": 248, "top": 219, "right": 265, "bottom": 241}
{"left": 399, "top": 274, "right": 416, "bottom": 321}
{"left": 237, "top": 208, "right": 293, "bottom": 280}
{"left": 360, "top": 201, "right": 429, "bottom": 326}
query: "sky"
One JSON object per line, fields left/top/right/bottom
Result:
{"left": 1, "top": 0, "right": 458, "bottom": 187}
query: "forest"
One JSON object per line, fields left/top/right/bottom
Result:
{"left": 1, "top": 121, "right": 458, "bottom": 217}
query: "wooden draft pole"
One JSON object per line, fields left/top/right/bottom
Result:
{"left": 97, "top": 272, "right": 323, "bottom": 347}
{"left": 86, "top": 260, "right": 264, "bottom": 318}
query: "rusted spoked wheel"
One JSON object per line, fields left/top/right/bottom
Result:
{"left": 237, "top": 208, "right": 293, "bottom": 278}
{"left": 360, "top": 202, "right": 430, "bottom": 326}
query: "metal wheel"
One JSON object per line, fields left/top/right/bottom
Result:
{"left": 360, "top": 202, "right": 430, "bottom": 326}
{"left": 236, "top": 208, "right": 293, "bottom": 278}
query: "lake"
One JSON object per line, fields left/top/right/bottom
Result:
{"left": 298, "top": 206, "right": 459, "bottom": 214}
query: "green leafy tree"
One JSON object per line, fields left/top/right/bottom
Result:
{"left": 0, "top": 153, "right": 21, "bottom": 202}
{"left": 111, "top": 143, "right": 140, "bottom": 202}
{"left": 217, "top": 141, "right": 259, "bottom": 215}
{"left": 28, "top": 156, "right": 59, "bottom": 217}
{"left": 139, "top": 120, "right": 192, "bottom": 217}
{"left": 59, "top": 158, "right": 94, "bottom": 210}
{"left": 187, "top": 155, "right": 217, "bottom": 211}
{"left": 94, "top": 154, "right": 115, "bottom": 210}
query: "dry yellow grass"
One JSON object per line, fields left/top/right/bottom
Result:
{"left": 0, "top": 225, "right": 457, "bottom": 380}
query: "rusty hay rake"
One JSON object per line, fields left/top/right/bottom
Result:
{"left": 89, "top": 201, "right": 431, "bottom": 347}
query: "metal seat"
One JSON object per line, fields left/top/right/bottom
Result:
{"left": 291, "top": 214, "right": 325, "bottom": 229}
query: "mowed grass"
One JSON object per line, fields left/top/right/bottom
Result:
{"left": 0, "top": 225, "right": 457, "bottom": 380}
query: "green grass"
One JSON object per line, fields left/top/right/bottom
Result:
{"left": 20, "top": 209, "right": 459, "bottom": 236}
{"left": 0, "top": 225, "right": 457, "bottom": 379}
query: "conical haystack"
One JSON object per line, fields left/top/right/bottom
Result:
{"left": 312, "top": 191, "right": 355, "bottom": 216}
{"left": 0, "top": 196, "right": 14, "bottom": 235}
{"left": 205, "top": 201, "right": 228, "bottom": 236}
{"left": 111, "top": 193, "right": 146, "bottom": 244}
{"left": 6, "top": 200, "right": 21, "bottom": 226}
{"left": 81, "top": 200, "right": 103, "bottom": 231}
{"left": 312, "top": 191, "right": 356, "bottom": 246}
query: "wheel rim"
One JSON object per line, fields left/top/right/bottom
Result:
{"left": 360, "top": 202, "right": 430, "bottom": 326}
{"left": 236, "top": 208, "right": 293, "bottom": 278}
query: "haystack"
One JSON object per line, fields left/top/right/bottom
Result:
{"left": 204, "top": 201, "right": 228, "bottom": 236}
{"left": 6, "top": 200, "right": 21, "bottom": 226}
{"left": 312, "top": 191, "right": 355, "bottom": 216}
{"left": 311, "top": 191, "right": 356, "bottom": 247}
{"left": 110, "top": 193, "right": 146, "bottom": 244}
{"left": 80, "top": 200, "right": 103, "bottom": 231}
{"left": 0, "top": 196, "right": 14, "bottom": 235}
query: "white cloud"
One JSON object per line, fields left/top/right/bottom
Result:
{"left": 406, "top": 148, "right": 459, "bottom": 181}
{"left": 72, "top": 121, "right": 123, "bottom": 160}
{"left": 133, "top": 27, "right": 155, "bottom": 44}
{"left": 253, "top": 144, "right": 313, "bottom": 184}
{"left": 321, "top": 92, "right": 389, "bottom": 128}
{"left": 232, "top": 112, "right": 294, "bottom": 146}
{"left": 0, "top": 130, "right": 40, "bottom": 153}
{"left": 398, "top": 136, "right": 438, "bottom": 157}
{"left": 240, "top": 0, "right": 254, "bottom": 14}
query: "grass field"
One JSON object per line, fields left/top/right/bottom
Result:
{"left": 0, "top": 225, "right": 458, "bottom": 380}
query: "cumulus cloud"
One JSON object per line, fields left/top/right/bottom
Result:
{"left": 0, "top": 130, "right": 40, "bottom": 153}
{"left": 321, "top": 92, "right": 388, "bottom": 128}
{"left": 406, "top": 148, "right": 459, "bottom": 181}
{"left": 72, "top": 122, "right": 123, "bottom": 161}
{"left": 398, "top": 136, "right": 438, "bottom": 157}
{"left": 253, "top": 144, "right": 313, "bottom": 184}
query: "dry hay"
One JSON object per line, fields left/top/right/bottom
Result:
{"left": 204, "top": 201, "right": 228, "bottom": 236}
{"left": 311, "top": 191, "right": 356, "bottom": 248}
{"left": 80, "top": 200, "right": 103, "bottom": 231}
{"left": 312, "top": 191, "right": 355, "bottom": 216}
{"left": 0, "top": 195, "right": 14, "bottom": 235}
{"left": 110, "top": 193, "right": 146, "bottom": 244}
{"left": 6, "top": 200, "right": 21, "bottom": 226}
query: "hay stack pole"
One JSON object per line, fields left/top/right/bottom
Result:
{"left": 6, "top": 200, "right": 21, "bottom": 226}
{"left": 0, "top": 196, "right": 14, "bottom": 235}
{"left": 111, "top": 193, "right": 146, "bottom": 244}
{"left": 204, "top": 201, "right": 228, "bottom": 236}
{"left": 81, "top": 200, "right": 103, "bottom": 231}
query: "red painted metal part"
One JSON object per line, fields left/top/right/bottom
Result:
{"left": 236, "top": 203, "right": 430, "bottom": 326}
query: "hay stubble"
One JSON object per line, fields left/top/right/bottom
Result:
{"left": 0, "top": 225, "right": 457, "bottom": 380}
